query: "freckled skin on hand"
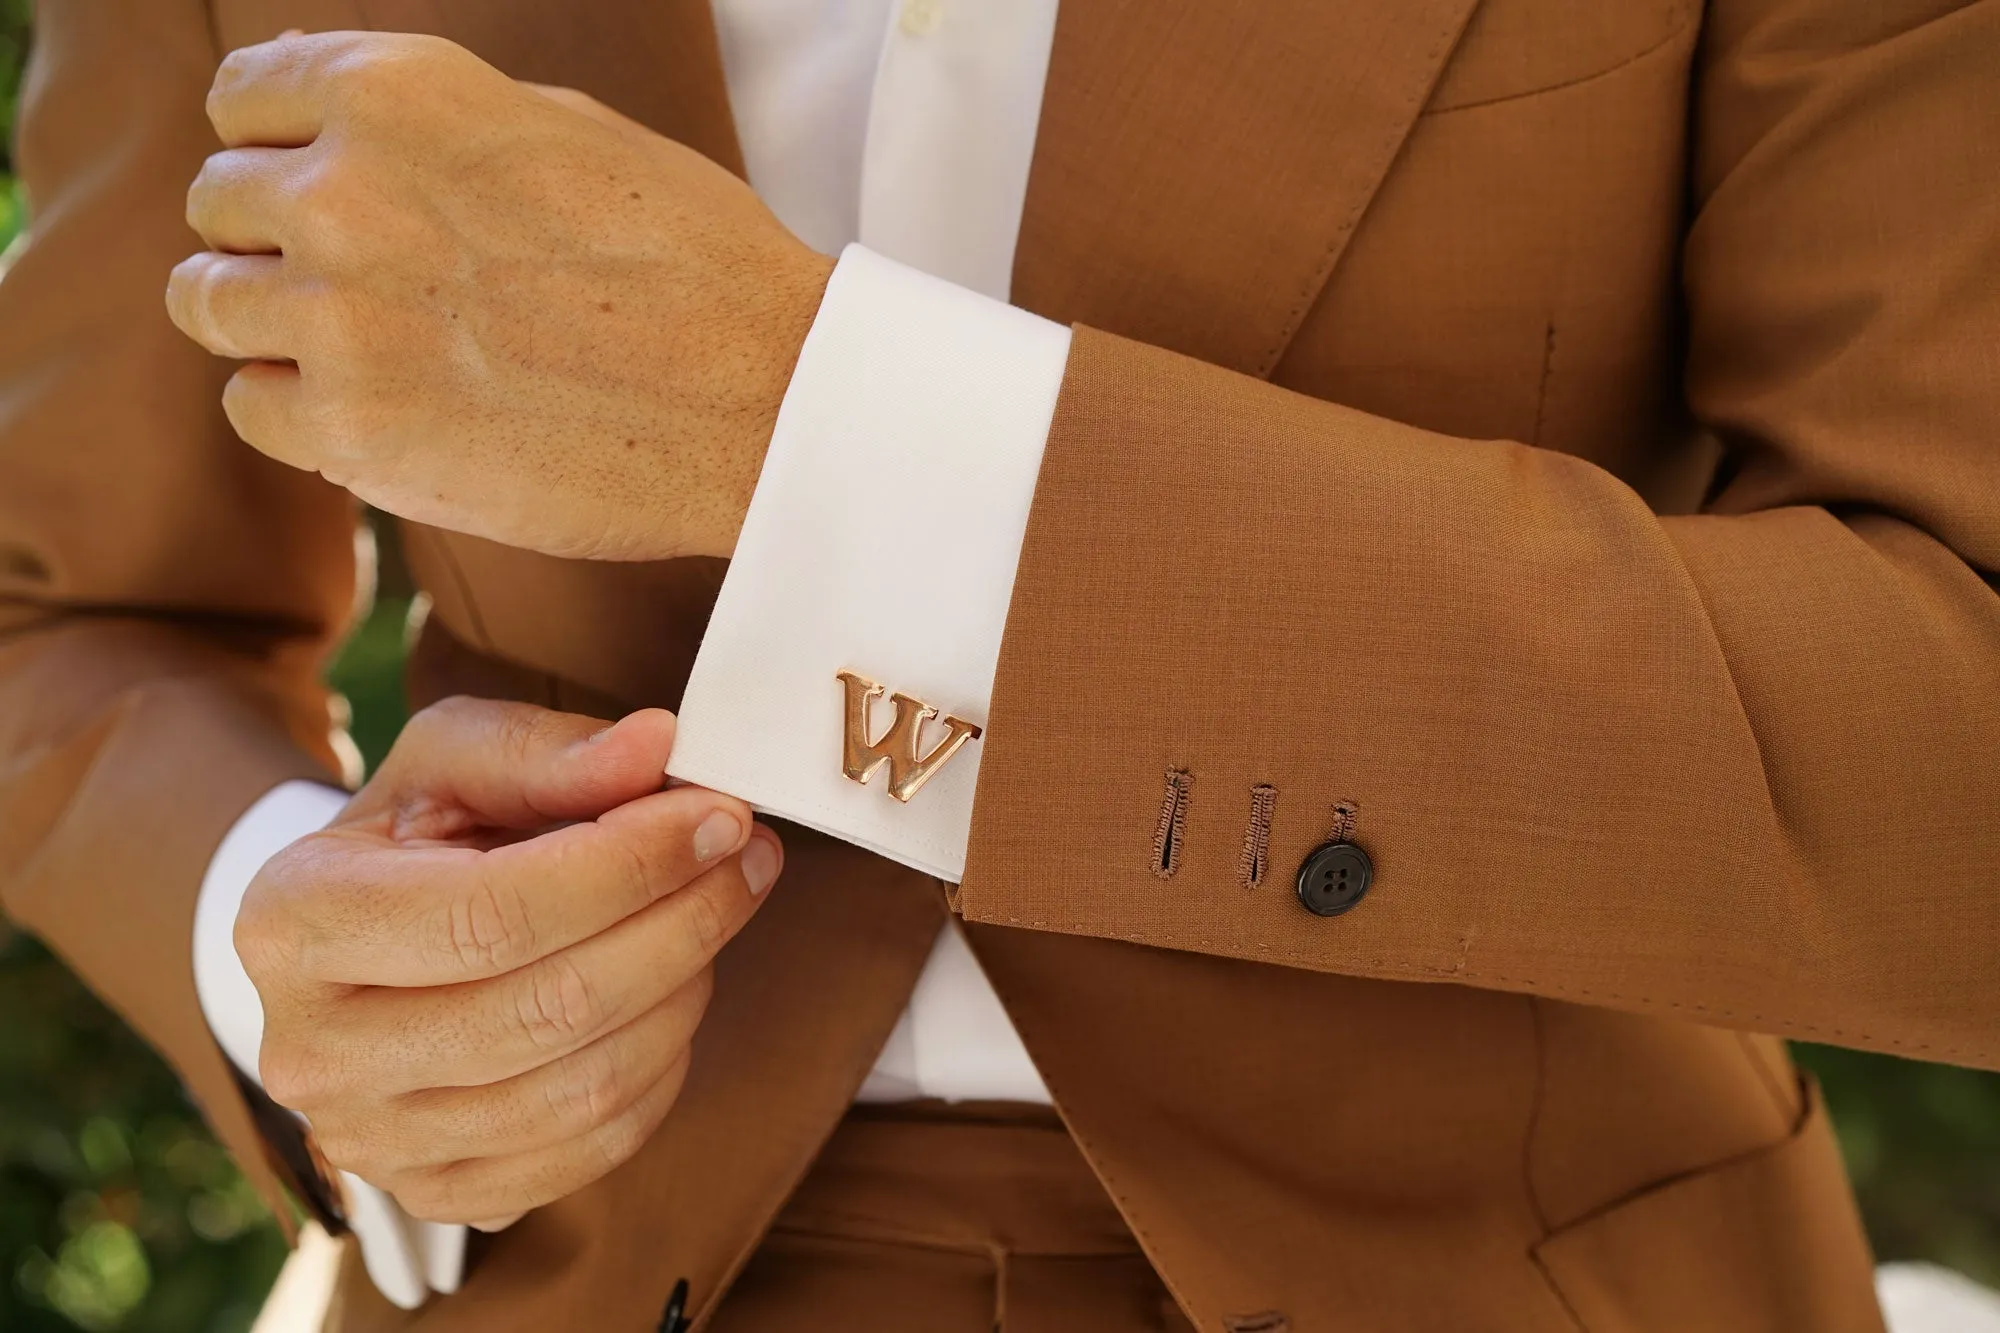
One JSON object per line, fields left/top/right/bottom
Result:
{"left": 168, "top": 32, "right": 835, "bottom": 564}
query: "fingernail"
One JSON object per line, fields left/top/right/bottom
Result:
{"left": 741, "top": 836, "right": 780, "bottom": 896}
{"left": 692, "top": 809, "right": 742, "bottom": 862}
{"left": 584, "top": 725, "right": 614, "bottom": 745}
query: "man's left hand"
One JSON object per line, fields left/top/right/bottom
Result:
{"left": 167, "top": 31, "right": 833, "bottom": 563}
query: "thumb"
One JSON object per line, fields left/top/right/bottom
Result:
{"left": 368, "top": 698, "right": 679, "bottom": 831}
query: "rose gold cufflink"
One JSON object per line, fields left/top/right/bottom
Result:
{"left": 837, "top": 670, "right": 981, "bottom": 803}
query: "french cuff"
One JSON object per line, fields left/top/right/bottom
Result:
{"left": 669, "top": 244, "right": 1071, "bottom": 882}
{"left": 192, "top": 780, "right": 464, "bottom": 1311}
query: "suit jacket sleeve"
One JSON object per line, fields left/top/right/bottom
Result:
{"left": 0, "top": 1, "right": 357, "bottom": 1221}
{"left": 959, "top": 0, "right": 2000, "bottom": 1069}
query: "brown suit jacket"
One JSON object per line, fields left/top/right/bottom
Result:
{"left": 4, "top": 0, "right": 1996, "bottom": 1328}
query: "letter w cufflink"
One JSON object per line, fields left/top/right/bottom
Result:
{"left": 837, "top": 670, "right": 981, "bottom": 803}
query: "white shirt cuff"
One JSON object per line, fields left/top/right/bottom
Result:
{"left": 193, "top": 780, "right": 352, "bottom": 1079}
{"left": 668, "top": 244, "right": 1071, "bottom": 882}
{"left": 192, "top": 779, "right": 461, "bottom": 1310}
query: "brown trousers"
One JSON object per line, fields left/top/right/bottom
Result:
{"left": 714, "top": 1103, "right": 1189, "bottom": 1332}
{"left": 331, "top": 1103, "right": 1191, "bottom": 1332}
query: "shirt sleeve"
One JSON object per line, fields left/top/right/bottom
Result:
{"left": 667, "top": 244, "right": 1072, "bottom": 882}
{"left": 192, "top": 780, "right": 464, "bottom": 1310}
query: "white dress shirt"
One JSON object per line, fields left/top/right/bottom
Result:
{"left": 193, "top": 0, "right": 1069, "bottom": 1306}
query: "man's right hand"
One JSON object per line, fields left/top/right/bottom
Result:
{"left": 234, "top": 697, "right": 782, "bottom": 1227}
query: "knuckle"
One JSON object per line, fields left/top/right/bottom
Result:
{"left": 401, "top": 1160, "right": 531, "bottom": 1227}
{"left": 403, "top": 697, "right": 457, "bottom": 739}
{"left": 255, "top": 1052, "right": 306, "bottom": 1108}
{"left": 310, "top": 1119, "right": 394, "bottom": 1181}
{"left": 490, "top": 702, "right": 555, "bottom": 768}
{"left": 678, "top": 884, "right": 735, "bottom": 959}
{"left": 487, "top": 704, "right": 533, "bottom": 763}
{"left": 257, "top": 998, "right": 370, "bottom": 1112}
{"left": 403, "top": 695, "right": 484, "bottom": 751}
{"left": 165, "top": 251, "right": 202, "bottom": 299}
{"left": 440, "top": 871, "right": 533, "bottom": 976}
{"left": 185, "top": 157, "right": 224, "bottom": 221}
{"left": 607, "top": 835, "right": 655, "bottom": 913}
{"left": 680, "top": 968, "right": 716, "bottom": 1023}
{"left": 219, "top": 364, "right": 266, "bottom": 421}
{"left": 194, "top": 147, "right": 250, "bottom": 194}
{"left": 235, "top": 850, "right": 314, "bottom": 981}
{"left": 255, "top": 845, "right": 368, "bottom": 981}
{"left": 258, "top": 1036, "right": 340, "bottom": 1110}
{"left": 544, "top": 1046, "right": 624, "bottom": 1136}
{"left": 293, "top": 152, "right": 360, "bottom": 231}
{"left": 327, "top": 35, "right": 458, "bottom": 108}
{"left": 325, "top": 45, "right": 402, "bottom": 105}
{"left": 209, "top": 51, "right": 254, "bottom": 111}
{"left": 513, "top": 954, "right": 600, "bottom": 1052}
{"left": 400, "top": 32, "right": 466, "bottom": 66}
{"left": 580, "top": 1068, "right": 681, "bottom": 1180}
{"left": 585, "top": 1108, "right": 650, "bottom": 1175}
{"left": 389, "top": 1167, "right": 464, "bottom": 1225}
{"left": 231, "top": 898, "right": 287, "bottom": 985}
{"left": 223, "top": 378, "right": 317, "bottom": 472}
{"left": 179, "top": 266, "right": 240, "bottom": 354}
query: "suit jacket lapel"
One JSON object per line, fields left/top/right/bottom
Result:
{"left": 1015, "top": 0, "right": 1484, "bottom": 377}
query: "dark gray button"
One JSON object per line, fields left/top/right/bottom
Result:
{"left": 1296, "top": 841, "right": 1373, "bottom": 917}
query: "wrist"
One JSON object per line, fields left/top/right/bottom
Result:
{"left": 704, "top": 245, "right": 836, "bottom": 560}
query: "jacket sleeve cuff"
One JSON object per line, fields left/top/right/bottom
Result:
{"left": 668, "top": 244, "right": 1071, "bottom": 882}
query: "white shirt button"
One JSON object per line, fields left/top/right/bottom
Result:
{"left": 899, "top": 0, "right": 943, "bottom": 37}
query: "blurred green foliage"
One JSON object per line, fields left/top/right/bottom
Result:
{"left": 0, "top": 7, "right": 1993, "bottom": 1330}
{"left": 0, "top": 931, "right": 290, "bottom": 1333}
{"left": 1802, "top": 1044, "right": 2000, "bottom": 1285}
{"left": 0, "top": 0, "right": 26, "bottom": 166}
